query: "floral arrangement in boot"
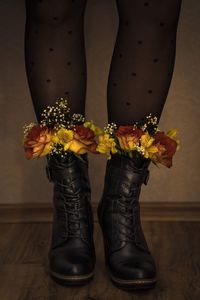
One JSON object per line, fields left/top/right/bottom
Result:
{"left": 96, "top": 114, "right": 180, "bottom": 168}
{"left": 22, "top": 98, "right": 103, "bottom": 163}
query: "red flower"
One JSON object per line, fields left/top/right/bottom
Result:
{"left": 73, "top": 124, "right": 99, "bottom": 154}
{"left": 115, "top": 125, "right": 144, "bottom": 151}
{"left": 115, "top": 125, "right": 144, "bottom": 138}
{"left": 23, "top": 125, "right": 53, "bottom": 159}
{"left": 151, "top": 131, "right": 178, "bottom": 168}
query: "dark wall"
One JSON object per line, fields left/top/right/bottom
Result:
{"left": 0, "top": 0, "right": 199, "bottom": 204}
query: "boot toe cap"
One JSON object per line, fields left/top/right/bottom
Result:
{"left": 110, "top": 253, "right": 156, "bottom": 281}
{"left": 50, "top": 253, "right": 94, "bottom": 277}
{"left": 49, "top": 240, "right": 95, "bottom": 278}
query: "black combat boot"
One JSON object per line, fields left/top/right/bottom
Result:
{"left": 98, "top": 152, "right": 157, "bottom": 290}
{"left": 45, "top": 152, "right": 96, "bottom": 285}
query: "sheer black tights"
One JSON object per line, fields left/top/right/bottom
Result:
{"left": 25, "top": 0, "right": 182, "bottom": 125}
{"left": 25, "top": 0, "right": 87, "bottom": 122}
{"left": 107, "top": 0, "right": 182, "bottom": 125}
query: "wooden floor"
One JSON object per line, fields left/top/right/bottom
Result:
{"left": 0, "top": 221, "right": 200, "bottom": 300}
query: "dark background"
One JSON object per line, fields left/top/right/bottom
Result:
{"left": 0, "top": 0, "right": 199, "bottom": 205}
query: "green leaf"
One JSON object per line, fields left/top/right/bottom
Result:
{"left": 73, "top": 153, "right": 86, "bottom": 163}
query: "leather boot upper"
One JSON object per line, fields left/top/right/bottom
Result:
{"left": 46, "top": 153, "right": 95, "bottom": 277}
{"left": 98, "top": 153, "right": 156, "bottom": 280}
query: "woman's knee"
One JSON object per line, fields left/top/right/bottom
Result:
{"left": 25, "top": 0, "right": 87, "bottom": 24}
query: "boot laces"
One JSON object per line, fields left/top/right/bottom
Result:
{"left": 63, "top": 188, "right": 88, "bottom": 238}
{"left": 116, "top": 189, "right": 140, "bottom": 243}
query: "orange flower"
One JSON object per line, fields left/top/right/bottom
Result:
{"left": 150, "top": 131, "right": 178, "bottom": 168}
{"left": 115, "top": 125, "right": 144, "bottom": 151}
{"left": 23, "top": 125, "right": 53, "bottom": 159}
{"left": 70, "top": 124, "right": 99, "bottom": 154}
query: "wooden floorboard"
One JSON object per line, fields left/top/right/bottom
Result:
{"left": 0, "top": 221, "right": 199, "bottom": 300}
{"left": 1, "top": 202, "right": 200, "bottom": 223}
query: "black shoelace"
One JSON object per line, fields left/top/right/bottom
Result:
{"left": 115, "top": 190, "right": 148, "bottom": 251}
{"left": 117, "top": 193, "right": 138, "bottom": 243}
{"left": 62, "top": 188, "right": 88, "bottom": 239}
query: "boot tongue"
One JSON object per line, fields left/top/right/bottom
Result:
{"left": 61, "top": 177, "right": 84, "bottom": 238}
{"left": 67, "top": 200, "right": 81, "bottom": 237}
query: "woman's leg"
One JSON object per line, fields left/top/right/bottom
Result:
{"left": 24, "top": 0, "right": 87, "bottom": 122}
{"left": 107, "top": 0, "right": 182, "bottom": 125}
{"left": 24, "top": 1, "right": 96, "bottom": 287}
{"left": 98, "top": 1, "right": 183, "bottom": 290}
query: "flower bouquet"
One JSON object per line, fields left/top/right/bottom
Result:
{"left": 96, "top": 114, "right": 180, "bottom": 168}
{"left": 23, "top": 98, "right": 180, "bottom": 168}
{"left": 22, "top": 98, "right": 103, "bottom": 163}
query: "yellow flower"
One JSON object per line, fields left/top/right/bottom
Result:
{"left": 96, "top": 134, "right": 118, "bottom": 159}
{"left": 84, "top": 120, "right": 104, "bottom": 136}
{"left": 166, "top": 128, "right": 177, "bottom": 139}
{"left": 52, "top": 128, "right": 74, "bottom": 151}
{"left": 52, "top": 125, "right": 98, "bottom": 154}
{"left": 166, "top": 128, "right": 180, "bottom": 151}
{"left": 140, "top": 132, "right": 159, "bottom": 159}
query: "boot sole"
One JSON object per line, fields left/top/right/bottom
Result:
{"left": 49, "top": 269, "right": 94, "bottom": 286}
{"left": 109, "top": 272, "right": 157, "bottom": 290}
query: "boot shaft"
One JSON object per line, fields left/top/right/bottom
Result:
{"left": 46, "top": 153, "right": 94, "bottom": 252}
{"left": 98, "top": 153, "right": 151, "bottom": 252}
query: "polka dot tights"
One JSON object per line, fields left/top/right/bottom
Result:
{"left": 25, "top": 0, "right": 182, "bottom": 125}
{"left": 108, "top": 0, "right": 182, "bottom": 125}
{"left": 25, "top": 0, "right": 87, "bottom": 122}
